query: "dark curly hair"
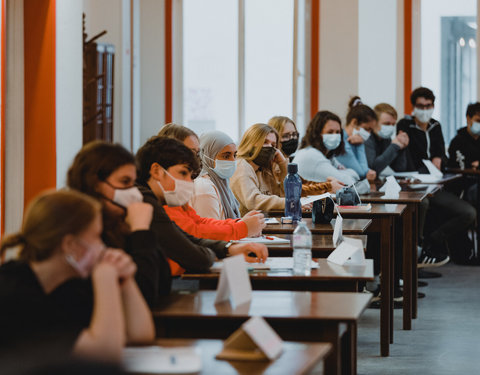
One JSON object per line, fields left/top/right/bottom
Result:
{"left": 136, "top": 136, "right": 201, "bottom": 184}
{"left": 300, "top": 111, "right": 345, "bottom": 156}
{"left": 410, "top": 87, "right": 435, "bottom": 106}
{"left": 346, "top": 96, "right": 378, "bottom": 125}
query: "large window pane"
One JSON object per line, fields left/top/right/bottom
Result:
{"left": 183, "top": 0, "right": 238, "bottom": 139}
{"left": 421, "top": 0, "right": 477, "bottom": 144}
{"left": 244, "top": 0, "right": 294, "bottom": 128}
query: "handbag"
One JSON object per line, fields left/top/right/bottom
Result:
{"left": 312, "top": 198, "right": 335, "bottom": 224}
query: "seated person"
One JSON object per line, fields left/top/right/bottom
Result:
{"left": 135, "top": 136, "right": 268, "bottom": 275}
{"left": 268, "top": 115, "right": 344, "bottom": 194}
{"left": 365, "top": 103, "right": 410, "bottom": 175}
{"left": 158, "top": 122, "right": 200, "bottom": 157}
{"left": 335, "top": 96, "right": 377, "bottom": 181}
{"left": 0, "top": 190, "right": 154, "bottom": 362}
{"left": 160, "top": 129, "right": 265, "bottom": 240}
{"left": 398, "top": 87, "right": 476, "bottom": 265}
{"left": 67, "top": 142, "right": 171, "bottom": 305}
{"left": 448, "top": 102, "right": 480, "bottom": 205}
{"left": 293, "top": 111, "right": 360, "bottom": 185}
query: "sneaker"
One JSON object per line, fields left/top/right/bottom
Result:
{"left": 369, "top": 299, "right": 403, "bottom": 309}
{"left": 418, "top": 251, "right": 449, "bottom": 268}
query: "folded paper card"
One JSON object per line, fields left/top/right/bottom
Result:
{"left": 264, "top": 217, "right": 280, "bottom": 225}
{"left": 123, "top": 346, "right": 202, "bottom": 374}
{"left": 327, "top": 236, "right": 365, "bottom": 266}
{"left": 215, "top": 255, "right": 252, "bottom": 307}
{"left": 231, "top": 236, "right": 290, "bottom": 244}
{"left": 379, "top": 175, "right": 401, "bottom": 198}
{"left": 422, "top": 159, "right": 443, "bottom": 177}
{"left": 332, "top": 214, "right": 343, "bottom": 247}
{"left": 216, "top": 316, "right": 283, "bottom": 361}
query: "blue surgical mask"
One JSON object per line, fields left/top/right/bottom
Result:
{"left": 471, "top": 122, "right": 480, "bottom": 136}
{"left": 203, "top": 155, "right": 237, "bottom": 179}
{"left": 322, "top": 134, "right": 341, "bottom": 151}
{"left": 377, "top": 124, "right": 396, "bottom": 139}
{"left": 353, "top": 127, "right": 371, "bottom": 141}
{"left": 413, "top": 107, "right": 434, "bottom": 124}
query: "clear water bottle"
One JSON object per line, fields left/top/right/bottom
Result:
{"left": 292, "top": 221, "right": 312, "bottom": 276}
{"left": 284, "top": 163, "right": 302, "bottom": 222}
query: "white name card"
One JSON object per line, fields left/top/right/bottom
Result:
{"left": 379, "top": 175, "right": 401, "bottom": 198}
{"left": 332, "top": 212, "right": 343, "bottom": 246}
{"left": 422, "top": 159, "right": 443, "bottom": 177}
{"left": 216, "top": 316, "right": 283, "bottom": 361}
{"left": 327, "top": 236, "right": 365, "bottom": 266}
{"left": 215, "top": 255, "right": 252, "bottom": 308}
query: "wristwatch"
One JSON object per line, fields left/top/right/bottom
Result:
{"left": 224, "top": 241, "right": 234, "bottom": 256}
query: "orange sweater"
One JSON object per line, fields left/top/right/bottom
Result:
{"left": 163, "top": 205, "right": 249, "bottom": 241}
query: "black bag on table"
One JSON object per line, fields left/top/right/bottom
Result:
{"left": 312, "top": 198, "right": 334, "bottom": 224}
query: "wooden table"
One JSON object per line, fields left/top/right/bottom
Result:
{"left": 149, "top": 339, "right": 332, "bottom": 375}
{"left": 263, "top": 218, "right": 372, "bottom": 235}
{"left": 263, "top": 234, "right": 368, "bottom": 257}
{"left": 395, "top": 173, "right": 461, "bottom": 185}
{"left": 183, "top": 258, "right": 374, "bottom": 292}
{"left": 153, "top": 291, "right": 371, "bottom": 375}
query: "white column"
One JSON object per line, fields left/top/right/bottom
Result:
{"left": 56, "top": 0, "right": 83, "bottom": 188}
{"left": 318, "top": 0, "right": 358, "bottom": 121}
{"left": 4, "top": 0, "right": 25, "bottom": 234}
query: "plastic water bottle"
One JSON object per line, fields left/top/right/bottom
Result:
{"left": 292, "top": 221, "right": 312, "bottom": 276}
{"left": 284, "top": 163, "right": 302, "bottom": 222}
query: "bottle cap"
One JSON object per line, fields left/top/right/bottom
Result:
{"left": 287, "top": 163, "right": 298, "bottom": 174}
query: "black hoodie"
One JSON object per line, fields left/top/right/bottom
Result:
{"left": 447, "top": 127, "right": 480, "bottom": 169}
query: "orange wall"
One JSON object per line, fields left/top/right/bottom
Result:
{"left": 404, "top": 0, "right": 412, "bottom": 114}
{"left": 23, "top": 0, "right": 56, "bottom": 207}
{"left": 1, "top": 0, "right": 5, "bottom": 234}
{"left": 310, "top": 0, "right": 319, "bottom": 119}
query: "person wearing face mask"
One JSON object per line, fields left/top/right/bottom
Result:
{"left": 365, "top": 103, "right": 410, "bottom": 175}
{"left": 159, "top": 130, "right": 265, "bottom": 240}
{"left": 0, "top": 190, "right": 154, "bottom": 362}
{"left": 136, "top": 136, "right": 268, "bottom": 275}
{"left": 268, "top": 115, "right": 344, "bottom": 195}
{"left": 293, "top": 111, "right": 360, "bottom": 186}
{"left": 230, "top": 124, "right": 289, "bottom": 215}
{"left": 67, "top": 141, "right": 172, "bottom": 306}
{"left": 335, "top": 96, "right": 377, "bottom": 181}
{"left": 448, "top": 102, "right": 480, "bottom": 205}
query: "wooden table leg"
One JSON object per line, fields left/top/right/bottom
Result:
{"left": 403, "top": 205, "right": 413, "bottom": 330}
{"left": 380, "top": 217, "right": 392, "bottom": 356}
{"left": 389, "top": 217, "right": 395, "bottom": 344}
{"left": 341, "top": 322, "right": 357, "bottom": 375}
{"left": 412, "top": 204, "right": 419, "bottom": 319}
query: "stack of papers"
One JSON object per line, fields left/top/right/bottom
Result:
{"left": 338, "top": 203, "right": 372, "bottom": 212}
{"left": 123, "top": 346, "right": 202, "bottom": 374}
{"left": 212, "top": 257, "right": 319, "bottom": 271}
{"left": 231, "top": 236, "right": 290, "bottom": 244}
{"left": 300, "top": 193, "right": 334, "bottom": 206}
{"left": 264, "top": 217, "right": 280, "bottom": 224}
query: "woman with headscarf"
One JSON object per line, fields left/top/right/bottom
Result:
{"left": 161, "top": 130, "right": 265, "bottom": 241}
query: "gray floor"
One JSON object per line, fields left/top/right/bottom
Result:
{"left": 358, "top": 263, "right": 480, "bottom": 375}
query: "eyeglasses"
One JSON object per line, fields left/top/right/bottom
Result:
{"left": 281, "top": 132, "right": 299, "bottom": 141}
{"left": 415, "top": 103, "right": 434, "bottom": 110}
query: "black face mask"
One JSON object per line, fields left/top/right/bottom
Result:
{"left": 281, "top": 138, "right": 299, "bottom": 156}
{"left": 252, "top": 147, "right": 276, "bottom": 168}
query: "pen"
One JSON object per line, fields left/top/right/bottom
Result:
{"left": 265, "top": 236, "right": 275, "bottom": 240}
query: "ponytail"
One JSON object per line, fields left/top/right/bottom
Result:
{"left": 0, "top": 233, "right": 26, "bottom": 263}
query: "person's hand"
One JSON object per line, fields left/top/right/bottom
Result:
{"left": 392, "top": 131, "right": 409, "bottom": 149}
{"left": 326, "top": 177, "right": 345, "bottom": 192}
{"left": 366, "top": 169, "right": 377, "bottom": 181}
{"left": 101, "top": 249, "right": 137, "bottom": 282}
{"left": 347, "top": 134, "right": 364, "bottom": 145}
{"left": 432, "top": 157, "right": 442, "bottom": 171}
{"left": 472, "top": 161, "right": 479, "bottom": 169}
{"left": 125, "top": 202, "right": 153, "bottom": 232}
{"left": 273, "top": 148, "right": 287, "bottom": 164}
{"left": 302, "top": 202, "right": 313, "bottom": 211}
{"left": 228, "top": 243, "right": 268, "bottom": 263}
{"left": 241, "top": 211, "right": 266, "bottom": 237}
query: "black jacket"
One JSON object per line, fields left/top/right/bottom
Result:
{"left": 364, "top": 133, "right": 409, "bottom": 174}
{"left": 137, "top": 183, "right": 229, "bottom": 273}
{"left": 397, "top": 115, "right": 446, "bottom": 172}
{"left": 447, "top": 127, "right": 480, "bottom": 169}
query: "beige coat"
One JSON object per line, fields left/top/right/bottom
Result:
{"left": 231, "top": 158, "right": 288, "bottom": 216}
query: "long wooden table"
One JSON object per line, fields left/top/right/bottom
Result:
{"left": 182, "top": 258, "right": 374, "bottom": 292}
{"left": 263, "top": 218, "right": 371, "bottom": 235}
{"left": 153, "top": 291, "right": 371, "bottom": 375}
{"left": 151, "top": 339, "right": 332, "bottom": 375}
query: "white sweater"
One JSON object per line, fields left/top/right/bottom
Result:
{"left": 293, "top": 147, "right": 359, "bottom": 185}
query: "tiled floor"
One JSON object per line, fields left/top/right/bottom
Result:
{"left": 358, "top": 263, "right": 480, "bottom": 375}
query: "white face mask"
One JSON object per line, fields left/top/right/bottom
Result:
{"left": 353, "top": 127, "right": 371, "bottom": 141}
{"left": 66, "top": 240, "right": 105, "bottom": 278}
{"left": 322, "top": 134, "right": 341, "bottom": 151}
{"left": 204, "top": 154, "right": 236, "bottom": 179}
{"left": 413, "top": 107, "right": 434, "bottom": 124}
{"left": 470, "top": 122, "right": 480, "bottom": 136}
{"left": 377, "top": 124, "right": 396, "bottom": 139}
{"left": 157, "top": 168, "right": 195, "bottom": 207}
{"left": 112, "top": 186, "right": 143, "bottom": 207}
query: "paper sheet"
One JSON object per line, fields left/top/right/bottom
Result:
{"left": 211, "top": 257, "right": 319, "bottom": 272}
{"left": 264, "top": 217, "right": 280, "bottom": 224}
{"left": 300, "top": 193, "right": 334, "bottom": 206}
{"left": 422, "top": 159, "right": 443, "bottom": 177}
{"left": 232, "top": 236, "right": 290, "bottom": 244}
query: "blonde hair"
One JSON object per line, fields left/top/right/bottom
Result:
{"left": 374, "top": 103, "right": 398, "bottom": 121}
{"left": 0, "top": 190, "right": 101, "bottom": 263}
{"left": 268, "top": 116, "right": 297, "bottom": 137}
{"left": 158, "top": 123, "right": 198, "bottom": 142}
{"left": 237, "top": 123, "right": 279, "bottom": 161}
